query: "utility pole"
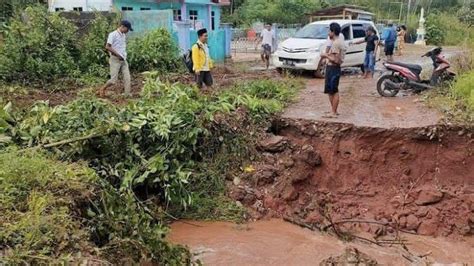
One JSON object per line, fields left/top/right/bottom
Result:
{"left": 406, "top": 0, "right": 411, "bottom": 26}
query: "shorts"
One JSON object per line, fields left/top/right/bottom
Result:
{"left": 385, "top": 42, "right": 395, "bottom": 56}
{"left": 196, "top": 71, "right": 213, "bottom": 88}
{"left": 324, "top": 65, "right": 341, "bottom": 95}
{"left": 261, "top": 44, "right": 272, "bottom": 57}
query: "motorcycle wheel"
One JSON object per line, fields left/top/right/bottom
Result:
{"left": 377, "top": 74, "right": 400, "bottom": 97}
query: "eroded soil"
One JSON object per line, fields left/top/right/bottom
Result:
{"left": 231, "top": 119, "right": 473, "bottom": 238}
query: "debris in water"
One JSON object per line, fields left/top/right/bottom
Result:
{"left": 320, "top": 247, "right": 378, "bottom": 266}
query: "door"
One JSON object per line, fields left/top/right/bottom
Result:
{"left": 345, "top": 24, "right": 366, "bottom": 66}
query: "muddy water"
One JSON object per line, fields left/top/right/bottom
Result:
{"left": 169, "top": 219, "right": 473, "bottom": 265}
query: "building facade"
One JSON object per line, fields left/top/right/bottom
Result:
{"left": 48, "top": 0, "right": 229, "bottom": 31}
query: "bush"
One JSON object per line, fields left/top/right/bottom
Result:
{"left": 0, "top": 5, "right": 79, "bottom": 84}
{"left": 1, "top": 78, "right": 303, "bottom": 263}
{"left": 0, "top": 148, "right": 99, "bottom": 264}
{"left": 0, "top": 148, "right": 192, "bottom": 264}
{"left": 426, "top": 12, "right": 474, "bottom": 46}
{"left": 79, "top": 13, "right": 119, "bottom": 81}
{"left": 128, "top": 29, "right": 181, "bottom": 73}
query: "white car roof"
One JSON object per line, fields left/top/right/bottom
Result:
{"left": 309, "top": 19, "right": 375, "bottom": 26}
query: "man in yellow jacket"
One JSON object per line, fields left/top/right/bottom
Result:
{"left": 192, "top": 28, "right": 214, "bottom": 89}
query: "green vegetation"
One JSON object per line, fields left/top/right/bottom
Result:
{"left": 0, "top": 6, "right": 180, "bottom": 87}
{"left": 453, "top": 70, "right": 474, "bottom": 111}
{"left": 0, "top": 148, "right": 191, "bottom": 264}
{"left": 223, "top": 0, "right": 465, "bottom": 26}
{"left": 426, "top": 12, "right": 474, "bottom": 46}
{"left": 427, "top": 58, "right": 474, "bottom": 125}
{"left": 235, "top": 0, "right": 319, "bottom": 25}
{"left": 0, "top": 6, "right": 79, "bottom": 85}
{"left": 0, "top": 78, "right": 302, "bottom": 263}
{"left": 128, "top": 29, "right": 181, "bottom": 73}
{"left": 79, "top": 14, "right": 119, "bottom": 84}
{"left": 0, "top": 149, "right": 98, "bottom": 264}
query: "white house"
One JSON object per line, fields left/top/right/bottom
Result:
{"left": 48, "top": 0, "right": 113, "bottom": 12}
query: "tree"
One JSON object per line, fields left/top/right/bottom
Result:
{"left": 236, "top": 0, "right": 319, "bottom": 26}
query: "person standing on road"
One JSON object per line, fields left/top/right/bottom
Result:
{"left": 381, "top": 21, "right": 397, "bottom": 62}
{"left": 352, "top": 26, "right": 379, "bottom": 79}
{"left": 98, "top": 20, "right": 133, "bottom": 97}
{"left": 320, "top": 22, "right": 346, "bottom": 118}
{"left": 192, "top": 28, "right": 214, "bottom": 90}
{"left": 258, "top": 23, "right": 275, "bottom": 69}
{"left": 396, "top": 25, "right": 406, "bottom": 56}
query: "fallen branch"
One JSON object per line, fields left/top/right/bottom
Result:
{"left": 43, "top": 133, "right": 103, "bottom": 148}
{"left": 322, "top": 219, "right": 418, "bottom": 235}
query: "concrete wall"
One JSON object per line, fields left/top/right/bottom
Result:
{"left": 49, "top": 0, "right": 112, "bottom": 11}
{"left": 189, "top": 28, "right": 226, "bottom": 61}
{"left": 113, "top": 0, "right": 181, "bottom": 11}
{"left": 122, "top": 10, "right": 174, "bottom": 36}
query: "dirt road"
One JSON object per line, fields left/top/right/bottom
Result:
{"left": 283, "top": 45, "right": 460, "bottom": 128}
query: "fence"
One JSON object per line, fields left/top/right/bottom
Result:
{"left": 231, "top": 25, "right": 301, "bottom": 54}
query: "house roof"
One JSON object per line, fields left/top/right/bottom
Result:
{"left": 308, "top": 5, "right": 374, "bottom": 17}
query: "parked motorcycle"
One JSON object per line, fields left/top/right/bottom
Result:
{"left": 376, "top": 47, "right": 456, "bottom": 97}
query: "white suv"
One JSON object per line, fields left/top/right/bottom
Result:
{"left": 273, "top": 20, "right": 379, "bottom": 78}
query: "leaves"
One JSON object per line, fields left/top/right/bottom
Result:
{"left": 127, "top": 29, "right": 181, "bottom": 73}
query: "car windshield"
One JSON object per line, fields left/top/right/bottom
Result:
{"left": 294, "top": 24, "right": 329, "bottom": 39}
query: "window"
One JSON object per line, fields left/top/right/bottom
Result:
{"left": 55, "top": 7, "right": 65, "bottom": 11}
{"left": 173, "top": 9, "right": 182, "bottom": 21}
{"left": 342, "top": 26, "right": 351, "bottom": 40}
{"left": 294, "top": 24, "right": 328, "bottom": 39}
{"left": 189, "top": 10, "right": 198, "bottom": 21}
{"left": 211, "top": 11, "right": 215, "bottom": 30}
{"left": 121, "top": 6, "right": 133, "bottom": 11}
{"left": 352, "top": 24, "right": 366, "bottom": 39}
{"left": 73, "top": 7, "right": 83, "bottom": 12}
{"left": 140, "top": 7, "right": 151, "bottom": 11}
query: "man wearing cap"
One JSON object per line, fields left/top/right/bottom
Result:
{"left": 98, "top": 20, "right": 133, "bottom": 97}
{"left": 192, "top": 28, "right": 213, "bottom": 89}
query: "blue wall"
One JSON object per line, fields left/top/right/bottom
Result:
{"left": 114, "top": 0, "right": 181, "bottom": 11}
{"left": 189, "top": 29, "right": 226, "bottom": 62}
{"left": 122, "top": 10, "right": 173, "bottom": 36}
{"left": 114, "top": 0, "right": 222, "bottom": 31}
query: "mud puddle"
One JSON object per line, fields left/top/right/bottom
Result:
{"left": 169, "top": 219, "right": 473, "bottom": 265}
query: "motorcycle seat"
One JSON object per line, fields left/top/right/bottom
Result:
{"left": 390, "top": 62, "right": 422, "bottom": 75}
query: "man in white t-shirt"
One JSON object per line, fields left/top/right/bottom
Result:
{"left": 258, "top": 24, "right": 275, "bottom": 69}
{"left": 98, "top": 20, "right": 133, "bottom": 97}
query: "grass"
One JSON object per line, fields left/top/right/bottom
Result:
{"left": 0, "top": 76, "right": 304, "bottom": 264}
{"left": 0, "top": 148, "right": 99, "bottom": 264}
{"left": 425, "top": 69, "right": 474, "bottom": 125}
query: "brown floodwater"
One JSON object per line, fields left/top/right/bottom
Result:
{"left": 169, "top": 219, "right": 473, "bottom": 265}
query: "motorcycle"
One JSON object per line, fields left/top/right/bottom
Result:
{"left": 376, "top": 47, "right": 456, "bottom": 97}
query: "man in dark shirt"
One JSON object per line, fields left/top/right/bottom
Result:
{"left": 352, "top": 26, "right": 379, "bottom": 78}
